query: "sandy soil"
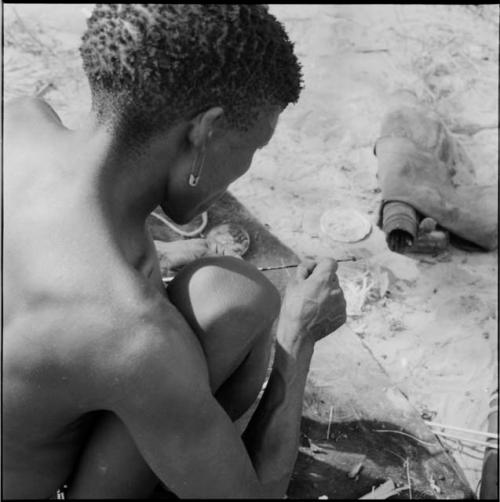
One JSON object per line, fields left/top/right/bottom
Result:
{"left": 3, "top": 4, "right": 498, "bottom": 495}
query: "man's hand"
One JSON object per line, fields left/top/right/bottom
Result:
{"left": 279, "top": 258, "right": 347, "bottom": 345}
{"left": 154, "top": 239, "right": 217, "bottom": 272}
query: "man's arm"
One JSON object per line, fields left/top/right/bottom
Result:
{"left": 241, "top": 258, "right": 346, "bottom": 494}
{"left": 240, "top": 333, "right": 314, "bottom": 495}
{"left": 105, "top": 304, "right": 266, "bottom": 498}
{"left": 101, "top": 259, "right": 344, "bottom": 499}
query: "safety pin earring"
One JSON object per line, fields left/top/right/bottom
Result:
{"left": 189, "top": 131, "right": 212, "bottom": 187}
{"left": 189, "top": 151, "right": 205, "bottom": 187}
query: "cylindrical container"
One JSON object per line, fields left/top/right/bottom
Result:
{"left": 382, "top": 201, "right": 418, "bottom": 244}
{"left": 480, "top": 388, "right": 498, "bottom": 499}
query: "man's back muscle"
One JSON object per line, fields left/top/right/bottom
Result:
{"left": 2, "top": 98, "right": 174, "bottom": 497}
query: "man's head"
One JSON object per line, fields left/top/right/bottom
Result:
{"left": 80, "top": 4, "right": 302, "bottom": 223}
{"left": 81, "top": 4, "right": 302, "bottom": 139}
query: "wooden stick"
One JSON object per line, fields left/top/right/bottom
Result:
{"left": 258, "top": 264, "right": 299, "bottom": 271}
{"left": 373, "top": 429, "right": 436, "bottom": 447}
{"left": 358, "top": 480, "right": 410, "bottom": 500}
{"left": 259, "top": 257, "right": 358, "bottom": 272}
{"left": 406, "top": 458, "right": 412, "bottom": 500}
{"left": 326, "top": 405, "right": 333, "bottom": 440}
{"left": 425, "top": 421, "right": 499, "bottom": 440}
{"left": 162, "top": 257, "right": 360, "bottom": 282}
{"left": 432, "top": 431, "right": 498, "bottom": 449}
{"left": 35, "top": 82, "right": 55, "bottom": 98}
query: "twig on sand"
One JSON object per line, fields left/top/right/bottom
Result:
{"left": 373, "top": 429, "right": 436, "bottom": 447}
{"left": 385, "top": 448, "right": 406, "bottom": 463}
{"left": 348, "top": 459, "right": 364, "bottom": 479}
{"left": 326, "top": 405, "right": 333, "bottom": 440}
{"left": 35, "top": 82, "right": 55, "bottom": 98}
{"left": 354, "top": 48, "right": 389, "bottom": 53}
{"left": 358, "top": 479, "right": 410, "bottom": 499}
{"left": 405, "top": 458, "right": 412, "bottom": 500}
{"left": 258, "top": 257, "right": 359, "bottom": 272}
{"left": 425, "top": 420, "right": 499, "bottom": 440}
{"left": 432, "top": 431, "right": 498, "bottom": 449}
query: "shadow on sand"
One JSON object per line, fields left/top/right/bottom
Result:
{"left": 287, "top": 416, "right": 467, "bottom": 499}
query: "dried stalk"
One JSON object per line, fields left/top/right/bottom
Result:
{"left": 425, "top": 420, "right": 498, "bottom": 439}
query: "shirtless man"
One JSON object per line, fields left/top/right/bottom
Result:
{"left": 3, "top": 5, "right": 347, "bottom": 498}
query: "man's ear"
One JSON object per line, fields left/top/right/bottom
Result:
{"left": 188, "top": 107, "right": 224, "bottom": 148}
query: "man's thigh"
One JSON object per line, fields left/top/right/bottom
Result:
{"left": 167, "top": 256, "right": 281, "bottom": 392}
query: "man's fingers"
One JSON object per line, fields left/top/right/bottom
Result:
{"left": 158, "top": 239, "right": 219, "bottom": 270}
{"left": 296, "top": 259, "right": 317, "bottom": 280}
{"left": 185, "top": 238, "right": 209, "bottom": 249}
{"left": 311, "top": 258, "right": 338, "bottom": 279}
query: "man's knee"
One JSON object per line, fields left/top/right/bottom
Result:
{"left": 167, "top": 256, "right": 281, "bottom": 339}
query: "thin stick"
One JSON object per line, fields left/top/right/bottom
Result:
{"left": 406, "top": 458, "right": 412, "bottom": 500}
{"left": 386, "top": 448, "right": 406, "bottom": 463}
{"left": 433, "top": 431, "right": 498, "bottom": 449}
{"left": 259, "top": 257, "right": 358, "bottom": 272}
{"left": 162, "top": 257, "right": 359, "bottom": 283}
{"left": 258, "top": 264, "right": 299, "bottom": 271}
{"left": 35, "top": 82, "right": 54, "bottom": 98}
{"left": 373, "top": 429, "right": 436, "bottom": 447}
{"left": 326, "top": 406, "right": 333, "bottom": 440}
{"left": 425, "top": 421, "right": 498, "bottom": 440}
{"left": 358, "top": 483, "right": 410, "bottom": 500}
{"left": 355, "top": 48, "right": 389, "bottom": 53}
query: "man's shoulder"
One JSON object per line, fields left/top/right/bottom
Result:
{"left": 110, "top": 286, "right": 206, "bottom": 370}
{"left": 86, "top": 285, "right": 210, "bottom": 403}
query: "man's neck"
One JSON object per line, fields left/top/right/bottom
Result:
{"left": 76, "top": 113, "right": 182, "bottom": 231}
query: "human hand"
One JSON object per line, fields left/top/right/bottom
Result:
{"left": 279, "top": 258, "right": 347, "bottom": 345}
{"left": 155, "top": 239, "right": 218, "bottom": 272}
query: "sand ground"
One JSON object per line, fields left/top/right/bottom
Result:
{"left": 3, "top": 4, "right": 498, "bottom": 495}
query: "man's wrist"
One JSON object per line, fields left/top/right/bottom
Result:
{"left": 275, "top": 317, "right": 314, "bottom": 362}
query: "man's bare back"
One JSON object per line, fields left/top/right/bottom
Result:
{"left": 3, "top": 98, "right": 288, "bottom": 499}
{"left": 4, "top": 7, "right": 349, "bottom": 498}
{"left": 3, "top": 97, "right": 181, "bottom": 497}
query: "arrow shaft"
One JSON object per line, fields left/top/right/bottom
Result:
{"left": 163, "top": 257, "right": 358, "bottom": 282}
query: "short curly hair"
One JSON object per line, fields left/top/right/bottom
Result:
{"left": 80, "top": 4, "right": 303, "bottom": 140}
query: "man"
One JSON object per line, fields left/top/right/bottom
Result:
{"left": 3, "top": 5, "right": 347, "bottom": 498}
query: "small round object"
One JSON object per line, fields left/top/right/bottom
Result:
{"left": 320, "top": 208, "right": 372, "bottom": 243}
{"left": 206, "top": 223, "right": 250, "bottom": 257}
{"left": 419, "top": 217, "right": 437, "bottom": 233}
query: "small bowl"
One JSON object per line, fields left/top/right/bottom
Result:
{"left": 206, "top": 223, "right": 251, "bottom": 257}
{"left": 320, "top": 208, "right": 372, "bottom": 244}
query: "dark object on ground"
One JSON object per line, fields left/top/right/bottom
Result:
{"left": 382, "top": 200, "right": 451, "bottom": 254}
{"left": 375, "top": 90, "right": 498, "bottom": 252}
{"left": 382, "top": 201, "right": 418, "bottom": 252}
